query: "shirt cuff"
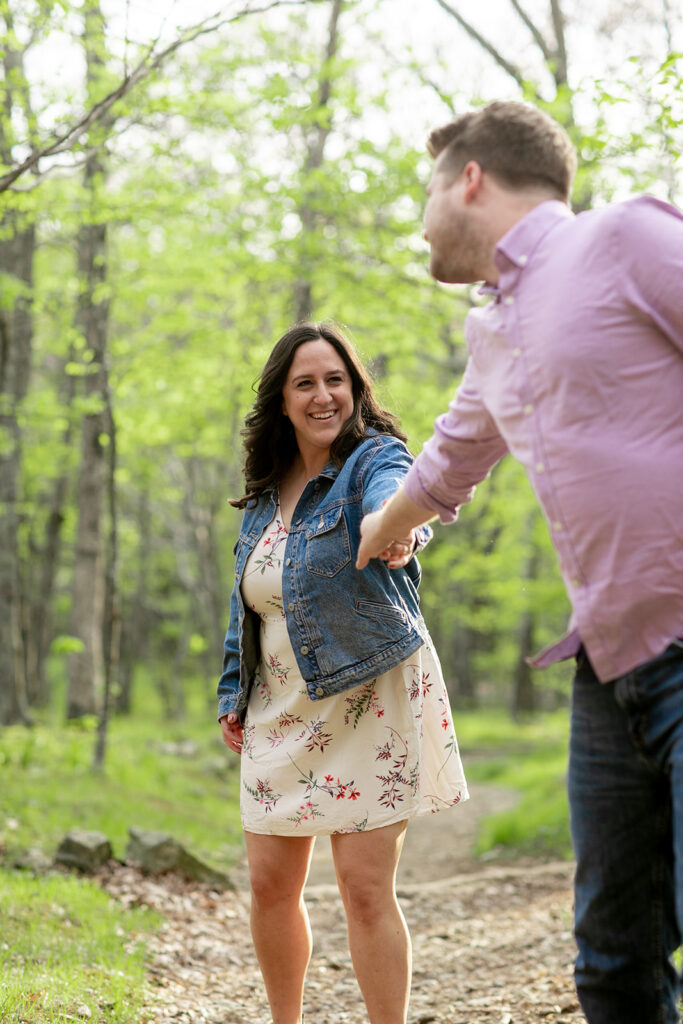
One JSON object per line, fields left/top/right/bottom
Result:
{"left": 404, "top": 462, "right": 459, "bottom": 524}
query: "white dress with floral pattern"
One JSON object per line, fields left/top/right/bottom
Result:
{"left": 239, "top": 506, "right": 468, "bottom": 835}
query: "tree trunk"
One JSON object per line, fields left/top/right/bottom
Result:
{"left": 66, "top": 0, "right": 111, "bottom": 720}
{"left": 293, "top": 0, "right": 344, "bottom": 320}
{"left": 92, "top": 384, "right": 119, "bottom": 771}
{"left": 0, "top": 17, "right": 35, "bottom": 724}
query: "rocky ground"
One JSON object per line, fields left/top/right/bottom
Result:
{"left": 100, "top": 783, "right": 586, "bottom": 1024}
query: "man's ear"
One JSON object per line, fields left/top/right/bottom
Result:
{"left": 462, "top": 160, "right": 484, "bottom": 203}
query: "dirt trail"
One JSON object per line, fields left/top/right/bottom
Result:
{"left": 101, "top": 783, "right": 585, "bottom": 1023}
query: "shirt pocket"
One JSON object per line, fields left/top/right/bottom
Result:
{"left": 305, "top": 504, "right": 351, "bottom": 578}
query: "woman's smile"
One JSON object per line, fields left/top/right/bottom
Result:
{"left": 281, "top": 339, "right": 354, "bottom": 460}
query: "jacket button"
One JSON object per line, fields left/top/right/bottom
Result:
{"left": 285, "top": 558, "right": 291, "bottom": 567}
{"left": 300, "top": 645, "right": 309, "bottom": 654}
{"left": 315, "top": 686, "right": 324, "bottom": 696}
{"left": 288, "top": 602, "right": 294, "bottom": 612}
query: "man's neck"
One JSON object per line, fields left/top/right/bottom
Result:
{"left": 483, "top": 191, "right": 561, "bottom": 285}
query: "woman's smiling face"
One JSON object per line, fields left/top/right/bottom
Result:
{"left": 281, "top": 338, "right": 355, "bottom": 461}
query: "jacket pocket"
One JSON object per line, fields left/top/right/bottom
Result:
{"left": 355, "top": 597, "right": 408, "bottom": 625}
{"left": 305, "top": 504, "right": 351, "bottom": 578}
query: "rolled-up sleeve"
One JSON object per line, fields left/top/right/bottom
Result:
{"left": 403, "top": 357, "right": 509, "bottom": 523}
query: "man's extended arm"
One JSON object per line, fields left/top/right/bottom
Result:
{"left": 356, "top": 357, "right": 508, "bottom": 570}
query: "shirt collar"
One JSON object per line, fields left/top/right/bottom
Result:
{"left": 479, "top": 200, "right": 574, "bottom": 298}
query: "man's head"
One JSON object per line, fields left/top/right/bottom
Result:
{"left": 428, "top": 101, "right": 577, "bottom": 200}
{"left": 423, "top": 101, "right": 577, "bottom": 285}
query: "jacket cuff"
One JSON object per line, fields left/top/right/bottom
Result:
{"left": 217, "top": 694, "right": 239, "bottom": 722}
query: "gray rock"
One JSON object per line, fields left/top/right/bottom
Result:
{"left": 125, "top": 827, "right": 234, "bottom": 890}
{"left": 54, "top": 830, "right": 113, "bottom": 873}
{"left": 14, "top": 847, "right": 53, "bottom": 873}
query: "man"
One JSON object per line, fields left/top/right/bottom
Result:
{"left": 356, "top": 100, "right": 683, "bottom": 1023}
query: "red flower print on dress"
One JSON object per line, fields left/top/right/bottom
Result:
{"left": 257, "top": 675, "right": 273, "bottom": 708}
{"left": 242, "top": 722, "right": 255, "bottom": 758}
{"left": 267, "top": 653, "right": 290, "bottom": 686}
{"left": 375, "top": 728, "right": 413, "bottom": 810}
{"left": 289, "top": 759, "right": 359, "bottom": 803}
{"left": 243, "top": 777, "right": 281, "bottom": 812}
{"left": 275, "top": 711, "right": 333, "bottom": 753}
{"left": 287, "top": 800, "right": 324, "bottom": 827}
{"left": 344, "top": 680, "right": 384, "bottom": 727}
{"left": 300, "top": 716, "right": 333, "bottom": 753}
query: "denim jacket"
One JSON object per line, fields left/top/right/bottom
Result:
{"left": 217, "top": 432, "right": 432, "bottom": 720}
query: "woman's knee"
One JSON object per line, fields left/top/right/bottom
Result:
{"left": 337, "top": 868, "right": 394, "bottom": 923}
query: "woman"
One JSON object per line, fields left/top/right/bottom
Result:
{"left": 218, "top": 321, "right": 467, "bottom": 1024}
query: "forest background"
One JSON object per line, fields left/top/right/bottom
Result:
{"left": 1, "top": 0, "right": 681, "bottom": 763}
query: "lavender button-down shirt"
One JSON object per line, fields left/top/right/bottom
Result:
{"left": 404, "top": 197, "right": 683, "bottom": 683}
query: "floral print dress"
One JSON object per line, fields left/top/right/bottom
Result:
{"left": 239, "top": 506, "right": 468, "bottom": 835}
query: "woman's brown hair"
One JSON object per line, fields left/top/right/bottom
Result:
{"left": 231, "top": 321, "right": 406, "bottom": 509}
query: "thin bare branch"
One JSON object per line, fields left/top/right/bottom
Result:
{"left": 0, "top": 0, "right": 314, "bottom": 192}
{"left": 549, "top": 0, "right": 568, "bottom": 85}
{"left": 508, "top": 0, "right": 551, "bottom": 61}
{"left": 432, "top": 0, "right": 524, "bottom": 85}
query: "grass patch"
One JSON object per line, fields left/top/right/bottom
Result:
{"left": 453, "top": 708, "right": 572, "bottom": 860}
{"left": 0, "top": 677, "right": 243, "bottom": 872}
{"left": 0, "top": 868, "right": 160, "bottom": 1023}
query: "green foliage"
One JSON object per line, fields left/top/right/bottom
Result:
{"left": 455, "top": 709, "right": 572, "bottom": 859}
{"left": 4, "top": 0, "right": 681, "bottom": 735}
{"left": 0, "top": 869, "right": 160, "bottom": 1023}
{"left": 0, "top": 676, "right": 242, "bottom": 872}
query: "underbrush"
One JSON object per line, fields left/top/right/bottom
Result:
{"left": 454, "top": 708, "right": 572, "bottom": 860}
{"left": 0, "top": 677, "right": 242, "bottom": 873}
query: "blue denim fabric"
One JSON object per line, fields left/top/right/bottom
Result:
{"left": 217, "top": 433, "right": 432, "bottom": 721}
{"left": 568, "top": 641, "right": 683, "bottom": 1024}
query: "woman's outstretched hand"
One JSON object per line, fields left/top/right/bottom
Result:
{"left": 220, "top": 712, "right": 244, "bottom": 754}
{"left": 381, "top": 531, "right": 416, "bottom": 569}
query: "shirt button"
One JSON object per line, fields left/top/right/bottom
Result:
{"left": 519, "top": 254, "right": 528, "bottom": 265}
{"left": 285, "top": 558, "right": 291, "bottom": 567}
{"left": 553, "top": 521, "right": 563, "bottom": 532}
{"left": 524, "top": 404, "right": 533, "bottom": 415}
{"left": 535, "top": 461, "right": 545, "bottom": 473}
{"left": 315, "top": 686, "right": 324, "bottom": 696}
{"left": 512, "top": 347, "right": 521, "bottom": 357}
{"left": 300, "top": 645, "right": 309, "bottom": 655}
{"left": 572, "top": 577, "right": 582, "bottom": 588}
{"left": 288, "top": 602, "right": 294, "bottom": 612}
{"left": 504, "top": 295, "right": 514, "bottom": 306}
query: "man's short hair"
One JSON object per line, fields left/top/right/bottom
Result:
{"left": 427, "top": 100, "right": 577, "bottom": 202}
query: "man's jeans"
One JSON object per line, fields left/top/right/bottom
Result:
{"left": 569, "top": 641, "right": 683, "bottom": 1024}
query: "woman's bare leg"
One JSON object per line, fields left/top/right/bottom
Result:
{"left": 244, "top": 831, "right": 316, "bottom": 1024}
{"left": 331, "top": 820, "right": 410, "bottom": 1024}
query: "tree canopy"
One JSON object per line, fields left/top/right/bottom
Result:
{"left": 1, "top": 0, "right": 681, "bottom": 747}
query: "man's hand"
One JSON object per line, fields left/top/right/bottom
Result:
{"left": 357, "top": 508, "right": 399, "bottom": 569}
{"left": 356, "top": 487, "right": 435, "bottom": 569}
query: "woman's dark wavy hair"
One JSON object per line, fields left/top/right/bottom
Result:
{"left": 231, "top": 321, "right": 407, "bottom": 509}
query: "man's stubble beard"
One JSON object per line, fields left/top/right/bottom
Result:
{"left": 430, "top": 209, "right": 488, "bottom": 285}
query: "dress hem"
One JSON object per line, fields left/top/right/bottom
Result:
{"left": 241, "top": 785, "right": 470, "bottom": 837}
